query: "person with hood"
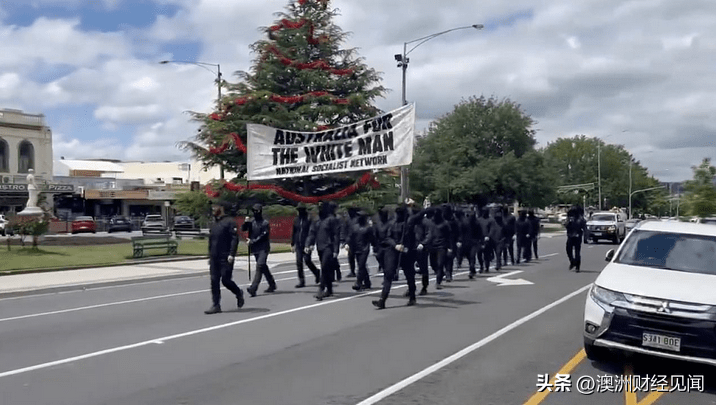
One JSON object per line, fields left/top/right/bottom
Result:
{"left": 477, "top": 207, "right": 496, "bottom": 273}
{"left": 490, "top": 208, "right": 506, "bottom": 271}
{"left": 243, "top": 203, "right": 276, "bottom": 297}
{"left": 341, "top": 206, "right": 360, "bottom": 278}
{"left": 413, "top": 205, "right": 433, "bottom": 295}
{"left": 502, "top": 206, "right": 517, "bottom": 266}
{"left": 373, "top": 207, "right": 390, "bottom": 276}
{"left": 429, "top": 206, "right": 452, "bottom": 289}
{"left": 564, "top": 206, "right": 587, "bottom": 272}
{"left": 528, "top": 210, "right": 541, "bottom": 259}
{"left": 515, "top": 209, "right": 532, "bottom": 264}
{"left": 454, "top": 209, "right": 466, "bottom": 269}
{"left": 372, "top": 204, "right": 417, "bottom": 309}
{"left": 350, "top": 210, "right": 375, "bottom": 291}
{"left": 306, "top": 201, "right": 341, "bottom": 300}
{"left": 204, "top": 201, "right": 244, "bottom": 314}
{"left": 442, "top": 204, "right": 459, "bottom": 281}
{"left": 461, "top": 207, "right": 483, "bottom": 279}
{"left": 291, "top": 203, "right": 320, "bottom": 288}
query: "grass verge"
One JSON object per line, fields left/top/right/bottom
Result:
{"left": 0, "top": 240, "right": 291, "bottom": 273}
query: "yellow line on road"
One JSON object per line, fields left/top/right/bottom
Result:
{"left": 624, "top": 364, "right": 638, "bottom": 405}
{"left": 523, "top": 349, "right": 587, "bottom": 405}
{"left": 638, "top": 390, "right": 668, "bottom": 405}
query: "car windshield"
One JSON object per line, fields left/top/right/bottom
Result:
{"left": 590, "top": 214, "right": 615, "bottom": 221}
{"left": 76, "top": 216, "right": 93, "bottom": 221}
{"left": 616, "top": 230, "right": 716, "bottom": 275}
{"left": 701, "top": 218, "right": 716, "bottom": 225}
{"left": 175, "top": 216, "right": 191, "bottom": 221}
{"left": 146, "top": 216, "right": 162, "bottom": 221}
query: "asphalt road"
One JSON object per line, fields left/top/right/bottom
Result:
{"left": 0, "top": 235, "right": 713, "bottom": 405}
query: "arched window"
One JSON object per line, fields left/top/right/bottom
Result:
{"left": 0, "top": 137, "right": 8, "bottom": 172}
{"left": 18, "top": 140, "right": 35, "bottom": 173}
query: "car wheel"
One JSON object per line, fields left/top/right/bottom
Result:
{"left": 592, "top": 237, "right": 598, "bottom": 244}
{"left": 612, "top": 236, "right": 619, "bottom": 244}
{"left": 584, "top": 341, "right": 609, "bottom": 362}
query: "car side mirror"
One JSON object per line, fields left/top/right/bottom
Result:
{"left": 605, "top": 249, "right": 615, "bottom": 262}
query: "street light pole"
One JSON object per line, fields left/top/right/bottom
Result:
{"left": 629, "top": 186, "right": 664, "bottom": 219}
{"left": 396, "top": 24, "right": 484, "bottom": 203}
{"left": 159, "top": 60, "right": 225, "bottom": 179}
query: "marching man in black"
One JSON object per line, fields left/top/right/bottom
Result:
{"left": 413, "top": 204, "right": 433, "bottom": 295}
{"left": 291, "top": 203, "right": 320, "bottom": 288}
{"left": 515, "top": 209, "right": 532, "bottom": 264}
{"left": 243, "top": 203, "right": 276, "bottom": 297}
{"left": 477, "top": 207, "right": 496, "bottom": 273}
{"left": 350, "top": 210, "right": 375, "bottom": 291}
{"left": 461, "top": 206, "right": 483, "bottom": 279}
{"left": 341, "top": 206, "right": 360, "bottom": 278}
{"left": 205, "top": 201, "right": 244, "bottom": 315}
{"left": 430, "top": 206, "right": 452, "bottom": 289}
{"left": 502, "top": 206, "right": 517, "bottom": 266}
{"left": 528, "top": 210, "right": 541, "bottom": 259}
{"left": 565, "top": 206, "right": 587, "bottom": 272}
{"left": 306, "top": 201, "right": 341, "bottom": 301}
{"left": 372, "top": 204, "right": 417, "bottom": 309}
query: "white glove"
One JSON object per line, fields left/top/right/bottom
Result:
{"left": 395, "top": 244, "right": 404, "bottom": 252}
{"left": 291, "top": 246, "right": 295, "bottom": 253}
{"left": 417, "top": 243, "right": 424, "bottom": 251}
{"left": 246, "top": 238, "right": 252, "bottom": 245}
{"left": 304, "top": 246, "right": 312, "bottom": 254}
{"left": 526, "top": 234, "right": 530, "bottom": 239}
{"left": 456, "top": 242, "right": 462, "bottom": 248}
{"left": 448, "top": 249, "right": 453, "bottom": 254}
{"left": 333, "top": 252, "right": 338, "bottom": 259}
{"left": 227, "top": 256, "right": 234, "bottom": 263}
{"left": 208, "top": 259, "right": 211, "bottom": 265}
{"left": 513, "top": 235, "right": 516, "bottom": 241}
{"left": 484, "top": 237, "right": 490, "bottom": 242}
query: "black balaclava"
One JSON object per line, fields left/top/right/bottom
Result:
{"left": 252, "top": 203, "right": 263, "bottom": 221}
{"left": 519, "top": 210, "right": 528, "bottom": 220}
{"left": 481, "top": 207, "right": 490, "bottom": 219}
{"left": 319, "top": 202, "right": 330, "bottom": 220}
{"left": 495, "top": 211, "right": 504, "bottom": 226}
{"left": 395, "top": 206, "right": 407, "bottom": 223}
{"left": 357, "top": 211, "right": 368, "bottom": 227}
{"left": 433, "top": 207, "right": 444, "bottom": 224}
{"left": 528, "top": 210, "right": 536, "bottom": 218}
{"left": 298, "top": 206, "right": 308, "bottom": 218}
{"left": 348, "top": 207, "right": 359, "bottom": 219}
{"left": 425, "top": 208, "right": 434, "bottom": 220}
{"left": 378, "top": 207, "right": 389, "bottom": 223}
{"left": 442, "top": 204, "right": 453, "bottom": 221}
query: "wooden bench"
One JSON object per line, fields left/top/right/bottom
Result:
{"left": 174, "top": 229, "right": 209, "bottom": 240}
{"left": 131, "top": 235, "right": 178, "bottom": 258}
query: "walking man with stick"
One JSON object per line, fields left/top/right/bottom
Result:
{"left": 243, "top": 203, "right": 276, "bottom": 297}
{"left": 204, "top": 201, "right": 244, "bottom": 314}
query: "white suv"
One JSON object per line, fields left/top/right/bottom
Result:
{"left": 0, "top": 214, "right": 6, "bottom": 236}
{"left": 586, "top": 211, "right": 627, "bottom": 244}
{"left": 583, "top": 220, "right": 716, "bottom": 365}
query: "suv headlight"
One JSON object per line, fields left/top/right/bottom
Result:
{"left": 708, "top": 306, "right": 716, "bottom": 322}
{"left": 589, "top": 285, "right": 626, "bottom": 312}
{"left": 607, "top": 225, "right": 616, "bottom": 231}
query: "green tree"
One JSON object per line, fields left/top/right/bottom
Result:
{"left": 173, "top": 191, "right": 212, "bottom": 228}
{"left": 180, "top": 0, "right": 386, "bottom": 202}
{"left": 410, "top": 96, "right": 554, "bottom": 207}
{"left": 683, "top": 158, "right": 716, "bottom": 218}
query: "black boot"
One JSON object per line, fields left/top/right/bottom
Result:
{"left": 407, "top": 296, "right": 416, "bottom": 306}
{"left": 204, "top": 305, "right": 221, "bottom": 315}
{"left": 403, "top": 290, "right": 410, "bottom": 297}
{"left": 352, "top": 283, "right": 361, "bottom": 291}
{"left": 372, "top": 298, "right": 386, "bottom": 309}
{"left": 237, "top": 291, "right": 244, "bottom": 309}
{"left": 419, "top": 286, "right": 428, "bottom": 296}
{"left": 265, "top": 286, "right": 276, "bottom": 293}
{"left": 295, "top": 280, "right": 306, "bottom": 288}
{"left": 575, "top": 261, "right": 581, "bottom": 273}
{"left": 247, "top": 287, "right": 257, "bottom": 297}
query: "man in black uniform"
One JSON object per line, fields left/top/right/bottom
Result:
{"left": 291, "top": 203, "right": 320, "bottom": 288}
{"left": 413, "top": 206, "right": 433, "bottom": 295}
{"left": 528, "top": 210, "right": 541, "bottom": 259}
{"left": 372, "top": 205, "right": 417, "bottom": 309}
{"left": 350, "top": 210, "right": 375, "bottom": 291}
{"left": 443, "top": 205, "right": 459, "bottom": 282}
{"left": 430, "top": 206, "right": 452, "bottom": 289}
{"left": 502, "top": 206, "right": 516, "bottom": 266}
{"left": 205, "top": 201, "right": 244, "bottom": 314}
{"left": 243, "top": 203, "right": 276, "bottom": 297}
{"left": 454, "top": 209, "right": 466, "bottom": 269}
{"left": 373, "top": 207, "right": 390, "bottom": 276}
{"left": 491, "top": 208, "right": 506, "bottom": 271}
{"left": 306, "top": 202, "right": 340, "bottom": 300}
{"left": 461, "top": 207, "right": 483, "bottom": 279}
{"left": 341, "top": 206, "right": 360, "bottom": 278}
{"left": 515, "top": 209, "right": 532, "bottom": 263}
{"left": 565, "top": 206, "right": 587, "bottom": 272}
{"left": 477, "top": 207, "right": 496, "bottom": 273}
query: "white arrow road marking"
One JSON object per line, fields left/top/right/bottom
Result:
{"left": 486, "top": 270, "right": 533, "bottom": 286}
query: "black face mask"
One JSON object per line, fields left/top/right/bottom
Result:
{"left": 298, "top": 209, "right": 307, "bottom": 217}
{"left": 253, "top": 210, "right": 262, "bottom": 220}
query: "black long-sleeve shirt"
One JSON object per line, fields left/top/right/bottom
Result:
{"left": 351, "top": 223, "right": 375, "bottom": 254}
{"left": 307, "top": 215, "right": 340, "bottom": 254}
{"left": 515, "top": 217, "right": 531, "bottom": 242}
{"left": 209, "top": 215, "right": 239, "bottom": 258}
{"left": 241, "top": 217, "right": 270, "bottom": 253}
{"left": 431, "top": 220, "right": 453, "bottom": 250}
{"left": 291, "top": 215, "right": 313, "bottom": 248}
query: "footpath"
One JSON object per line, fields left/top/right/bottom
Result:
{"left": 0, "top": 250, "right": 328, "bottom": 298}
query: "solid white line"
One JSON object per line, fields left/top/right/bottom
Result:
{"left": 0, "top": 266, "right": 419, "bottom": 380}
{"left": 0, "top": 266, "right": 382, "bottom": 322}
{"left": 355, "top": 283, "right": 593, "bottom": 405}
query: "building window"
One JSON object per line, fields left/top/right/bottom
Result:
{"left": 18, "top": 140, "right": 35, "bottom": 173}
{"left": 0, "top": 137, "right": 8, "bottom": 172}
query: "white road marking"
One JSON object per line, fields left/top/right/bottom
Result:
{"left": 486, "top": 271, "right": 534, "bottom": 286}
{"left": 355, "top": 283, "right": 593, "bottom": 405}
{"left": 0, "top": 268, "right": 450, "bottom": 380}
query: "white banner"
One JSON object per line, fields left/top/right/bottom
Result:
{"left": 246, "top": 104, "right": 415, "bottom": 181}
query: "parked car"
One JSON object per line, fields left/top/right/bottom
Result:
{"left": 585, "top": 211, "right": 627, "bottom": 244}
{"left": 108, "top": 216, "right": 132, "bottom": 233}
{"left": 698, "top": 217, "right": 716, "bottom": 225}
{"left": 0, "top": 214, "right": 7, "bottom": 236}
{"left": 141, "top": 214, "right": 167, "bottom": 234}
{"left": 71, "top": 216, "right": 96, "bottom": 234}
{"left": 583, "top": 220, "right": 716, "bottom": 365}
{"left": 172, "top": 215, "right": 196, "bottom": 231}
{"left": 557, "top": 212, "right": 568, "bottom": 224}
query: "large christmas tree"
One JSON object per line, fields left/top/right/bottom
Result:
{"left": 182, "top": 0, "right": 388, "bottom": 203}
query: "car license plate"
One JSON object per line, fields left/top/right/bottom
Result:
{"left": 593, "top": 232, "right": 602, "bottom": 236}
{"left": 642, "top": 333, "right": 680, "bottom": 352}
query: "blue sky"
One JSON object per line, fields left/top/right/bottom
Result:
{"left": 0, "top": 0, "right": 713, "bottom": 182}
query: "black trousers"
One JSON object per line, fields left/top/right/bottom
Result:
{"left": 416, "top": 249, "right": 429, "bottom": 288}
{"left": 317, "top": 248, "right": 335, "bottom": 295}
{"left": 493, "top": 239, "right": 505, "bottom": 269}
{"left": 517, "top": 238, "right": 532, "bottom": 263}
{"left": 482, "top": 240, "right": 495, "bottom": 271}
{"left": 566, "top": 237, "right": 582, "bottom": 268}
{"left": 355, "top": 249, "right": 371, "bottom": 288}
{"left": 375, "top": 249, "right": 385, "bottom": 272}
{"left": 463, "top": 243, "right": 479, "bottom": 275}
{"left": 531, "top": 236, "right": 539, "bottom": 258}
{"left": 430, "top": 248, "right": 447, "bottom": 284}
{"left": 347, "top": 246, "right": 356, "bottom": 274}
{"left": 456, "top": 243, "right": 466, "bottom": 267}
{"left": 445, "top": 247, "right": 455, "bottom": 279}
{"left": 381, "top": 250, "right": 416, "bottom": 300}
{"left": 249, "top": 250, "right": 276, "bottom": 291}
{"left": 502, "top": 237, "right": 515, "bottom": 265}
{"left": 210, "top": 257, "right": 243, "bottom": 306}
{"left": 295, "top": 248, "right": 319, "bottom": 283}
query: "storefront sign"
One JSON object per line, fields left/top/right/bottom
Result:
{"left": 147, "top": 191, "right": 178, "bottom": 200}
{"left": 0, "top": 183, "right": 75, "bottom": 193}
{"left": 84, "top": 190, "right": 149, "bottom": 199}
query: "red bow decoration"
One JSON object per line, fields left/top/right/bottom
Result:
{"left": 208, "top": 132, "right": 247, "bottom": 155}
